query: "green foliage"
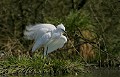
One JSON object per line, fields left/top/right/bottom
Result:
{"left": 65, "top": 10, "right": 94, "bottom": 32}
{"left": 0, "top": 0, "right": 120, "bottom": 74}
{"left": 0, "top": 54, "right": 84, "bottom": 75}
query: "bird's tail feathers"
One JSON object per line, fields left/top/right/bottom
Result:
{"left": 24, "top": 25, "right": 38, "bottom": 40}
{"left": 24, "top": 29, "right": 35, "bottom": 40}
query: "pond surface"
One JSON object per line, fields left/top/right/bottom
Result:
{"left": 87, "top": 68, "right": 120, "bottom": 77}
{"left": 1, "top": 68, "right": 120, "bottom": 77}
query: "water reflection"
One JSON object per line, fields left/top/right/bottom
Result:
{"left": 89, "top": 68, "right": 120, "bottom": 77}
{"left": 1, "top": 68, "right": 120, "bottom": 77}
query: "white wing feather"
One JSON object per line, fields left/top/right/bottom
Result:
{"left": 24, "top": 24, "right": 56, "bottom": 40}
{"left": 32, "top": 32, "right": 51, "bottom": 52}
{"left": 44, "top": 35, "right": 67, "bottom": 55}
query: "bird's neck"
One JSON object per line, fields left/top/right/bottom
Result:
{"left": 51, "top": 29, "right": 62, "bottom": 39}
{"left": 53, "top": 28, "right": 62, "bottom": 33}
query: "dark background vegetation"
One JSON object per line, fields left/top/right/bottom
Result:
{"left": 0, "top": 0, "right": 120, "bottom": 67}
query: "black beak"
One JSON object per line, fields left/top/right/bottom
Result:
{"left": 62, "top": 30, "right": 67, "bottom": 33}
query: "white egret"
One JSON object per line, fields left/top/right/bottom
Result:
{"left": 24, "top": 23, "right": 67, "bottom": 57}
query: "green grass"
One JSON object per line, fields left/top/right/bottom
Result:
{"left": 0, "top": 54, "right": 85, "bottom": 75}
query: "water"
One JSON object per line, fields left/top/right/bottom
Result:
{"left": 87, "top": 68, "right": 120, "bottom": 77}
{"left": 1, "top": 68, "right": 120, "bottom": 77}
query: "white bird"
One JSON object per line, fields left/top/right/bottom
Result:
{"left": 24, "top": 23, "right": 67, "bottom": 56}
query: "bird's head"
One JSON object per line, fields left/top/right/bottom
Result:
{"left": 56, "top": 23, "right": 65, "bottom": 33}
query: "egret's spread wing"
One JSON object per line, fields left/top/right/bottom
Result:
{"left": 44, "top": 35, "right": 67, "bottom": 55}
{"left": 24, "top": 24, "right": 56, "bottom": 40}
{"left": 24, "top": 28, "right": 49, "bottom": 40}
{"left": 32, "top": 32, "right": 51, "bottom": 52}
{"left": 26, "top": 24, "right": 56, "bottom": 31}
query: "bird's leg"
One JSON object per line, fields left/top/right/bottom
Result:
{"left": 29, "top": 50, "right": 34, "bottom": 58}
{"left": 42, "top": 46, "right": 48, "bottom": 76}
{"left": 45, "top": 46, "right": 49, "bottom": 61}
{"left": 46, "top": 47, "right": 48, "bottom": 56}
{"left": 42, "top": 55, "right": 44, "bottom": 76}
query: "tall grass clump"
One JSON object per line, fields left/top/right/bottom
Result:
{"left": 0, "top": 53, "right": 85, "bottom": 75}
{"left": 1, "top": 0, "right": 120, "bottom": 76}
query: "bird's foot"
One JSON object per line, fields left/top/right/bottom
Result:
{"left": 29, "top": 51, "right": 34, "bottom": 58}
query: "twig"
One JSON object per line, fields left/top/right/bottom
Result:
{"left": 66, "top": 33, "right": 88, "bottom": 64}
{"left": 89, "top": 3, "right": 109, "bottom": 67}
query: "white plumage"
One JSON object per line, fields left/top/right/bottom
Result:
{"left": 24, "top": 23, "right": 67, "bottom": 56}
{"left": 24, "top": 24, "right": 56, "bottom": 40}
{"left": 45, "top": 35, "right": 67, "bottom": 55}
